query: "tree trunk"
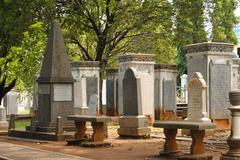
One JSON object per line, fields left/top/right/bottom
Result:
{"left": 98, "top": 59, "right": 108, "bottom": 115}
{"left": 0, "top": 79, "right": 17, "bottom": 106}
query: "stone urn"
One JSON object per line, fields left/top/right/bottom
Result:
{"left": 229, "top": 91, "right": 240, "bottom": 106}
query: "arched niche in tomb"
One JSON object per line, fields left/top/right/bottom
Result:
{"left": 123, "top": 68, "right": 140, "bottom": 116}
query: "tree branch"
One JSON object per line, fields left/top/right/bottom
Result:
{"left": 70, "top": 37, "right": 93, "bottom": 61}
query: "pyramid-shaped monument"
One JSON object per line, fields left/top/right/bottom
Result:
{"left": 38, "top": 20, "right": 74, "bottom": 83}
{"left": 36, "top": 20, "right": 74, "bottom": 132}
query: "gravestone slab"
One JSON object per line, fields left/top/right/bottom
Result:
{"left": 209, "top": 60, "right": 231, "bottom": 119}
{"left": 187, "top": 55, "right": 207, "bottom": 80}
{"left": 106, "top": 68, "right": 119, "bottom": 115}
{"left": 123, "top": 68, "right": 139, "bottom": 115}
{"left": 5, "top": 91, "right": 18, "bottom": 115}
{"left": 154, "top": 79, "right": 160, "bottom": 119}
{"left": 106, "top": 80, "right": 114, "bottom": 114}
{"left": 86, "top": 77, "right": 98, "bottom": 106}
{"left": 88, "top": 94, "right": 98, "bottom": 115}
{"left": 187, "top": 72, "right": 210, "bottom": 122}
{"left": 53, "top": 84, "right": 72, "bottom": 101}
{"left": 162, "top": 80, "right": 176, "bottom": 111}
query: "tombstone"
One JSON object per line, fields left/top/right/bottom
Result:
{"left": 184, "top": 42, "right": 236, "bottom": 127}
{"left": 118, "top": 54, "right": 155, "bottom": 123}
{"left": 0, "top": 99, "right": 8, "bottom": 131}
{"left": 106, "top": 68, "right": 119, "bottom": 116}
{"left": 123, "top": 69, "right": 139, "bottom": 115}
{"left": 118, "top": 68, "right": 151, "bottom": 137}
{"left": 88, "top": 94, "right": 99, "bottom": 115}
{"left": 154, "top": 64, "right": 177, "bottom": 120}
{"left": 4, "top": 90, "right": 18, "bottom": 115}
{"left": 186, "top": 72, "right": 210, "bottom": 122}
{"left": 35, "top": 20, "right": 74, "bottom": 132}
{"left": 71, "top": 61, "right": 100, "bottom": 115}
{"left": 209, "top": 60, "right": 231, "bottom": 120}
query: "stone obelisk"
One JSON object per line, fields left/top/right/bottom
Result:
{"left": 36, "top": 20, "right": 74, "bottom": 132}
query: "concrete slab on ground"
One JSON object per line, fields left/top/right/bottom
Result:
{"left": 0, "top": 142, "right": 91, "bottom": 160}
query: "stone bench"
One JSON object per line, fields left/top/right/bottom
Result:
{"left": 67, "top": 115, "right": 111, "bottom": 143}
{"left": 153, "top": 120, "right": 216, "bottom": 159}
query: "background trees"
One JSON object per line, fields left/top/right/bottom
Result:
{"left": 210, "top": 0, "right": 238, "bottom": 44}
{"left": 173, "top": 0, "right": 208, "bottom": 84}
{"left": 0, "top": 0, "right": 53, "bottom": 104}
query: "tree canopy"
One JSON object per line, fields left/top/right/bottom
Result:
{"left": 210, "top": 0, "right": 238, "bottom": 44}
{"left": 0, "top": 0, "right": 239, "bottom": 101}
{"left": 0, "top": 0, "right": 52, "bottom": 103}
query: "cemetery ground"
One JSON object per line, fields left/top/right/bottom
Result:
{"left": 0, "top": 120, "right": 229, "bottom": 160}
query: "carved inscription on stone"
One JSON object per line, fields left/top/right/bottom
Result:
{"left": 53, "top": 84, "right": 72, "bottom": 101}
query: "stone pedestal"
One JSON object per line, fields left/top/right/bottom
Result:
{"left": 162, "top": 128, "right": 178, "bottom": 155}
{"left": 117, "top": 115, "right": 151, "bottom": 137}
{"left": 221, "top": 91, "right": 240, "bottom": 160}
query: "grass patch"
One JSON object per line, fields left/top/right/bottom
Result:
{"left": 15, "top": 120, "right": 30, "bottom": 130}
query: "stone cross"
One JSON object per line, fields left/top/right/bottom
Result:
{"left": 187, "top": 72, "right": 210, "bottom": 122}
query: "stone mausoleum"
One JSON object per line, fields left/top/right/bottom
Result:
{"left": 71, "top": 61, "right": 100, "bottom": 115}
{"left": 118, "top": 54, "right": 155, "bottom": 123}
{"left": 184, "top": 42, "right": 237, "bottom": 127}
{"left": 154, "top": 64, "right": 177, "bottom": 120}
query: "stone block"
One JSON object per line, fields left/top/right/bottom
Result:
{"left": 119, "top": 115, "right": 148, "bottom": 128}
{"left": 117, "top": 127, "right": 151, "bottom": 137}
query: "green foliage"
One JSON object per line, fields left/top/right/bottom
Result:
{"left": 173, "top": 0, "right": 207, "bottom": 84}
{"left": 0, "top": 0, "right": 52, "bottom": 100}
{"left": 9, "top": 22, "right": 47, "bottom": 93}
{"left": 15, "top": 119, "right": 30, "bottom": 130}
{"left": 128, "top": 0, "right": 177, "bottom": 64}
{"left": 59, "top": 0, "right": 177, "bottom": 68}
{"left": 210, "top": 0, "right": 238, "bottom": 44}
{"left": 173, "top": 0, "right": 207, "bottom": 47}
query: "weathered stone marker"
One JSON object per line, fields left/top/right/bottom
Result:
{"left": 187, "top": 72, "right": 211, "bottom": 122}
{"left": 88, "top": 94, "right": 98, "bottom": 115}
{"left": 118, "top": 68, "right": 151, "bottom": 138}
{"left": 36, "top": 20, "right": 74, "bottom": 132}
{"left": 106, "top": 68, "right": 119, "bottom": 116}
